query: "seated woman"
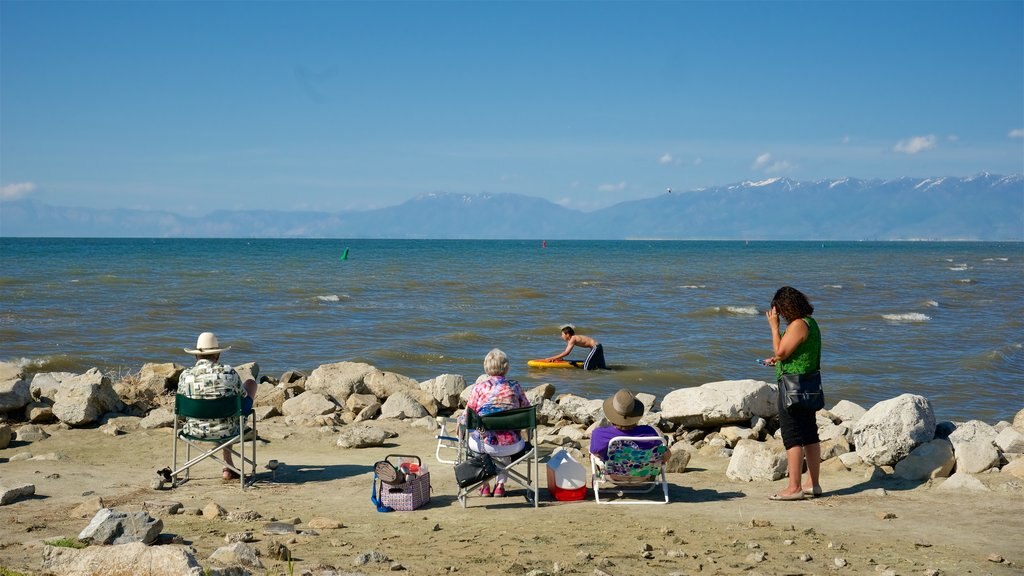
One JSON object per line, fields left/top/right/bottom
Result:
{"left": 461, "top": 348, "right": 530, "bottom": 498}
{"left": 589, "top": 389, "right": 670, "bottom": 474}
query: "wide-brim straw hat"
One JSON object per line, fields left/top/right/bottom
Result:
{"left": 184, "top": 332, "right": 231, "bottom": 355}
{"left": 603, "top": 388, "right": 645, "bottom": 427}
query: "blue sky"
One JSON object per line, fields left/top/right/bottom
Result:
{"left": 2, "top": 1, "right": 1022, "bottom": 215}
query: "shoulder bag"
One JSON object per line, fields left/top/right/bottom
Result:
{"left": 780, "top": 371, "right": 825, "bottom": 412}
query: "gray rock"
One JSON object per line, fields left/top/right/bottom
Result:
{"left": 336, "top": 423, "right": 393, "bottom": 448}
{"left": 949, "top": 420, "right": 1001, "bottom": 473}
{"left": 42, "top": 542, "right": 203, "bottom": 576}
{"left": 52, "top": 368, "right": 126, "bottom": 426}
{"left": 233, "top": 362, "right": 260, "bottom": 386}
{"left": 365, "top": 370, "right": 419, "bottom": 400}
{"left": 829, "top": 399, "right": 867, "bottom": 425}
{"left": 665, "top": 448, "right": 691, "bottom": 473}
{"left": 996, "top": 427, "right": 1024, "bottom": 454}
{"left": 143, "top": 500, "right": 183, "bottom": 515}
{"left": 661, "top": 380, "right": 777, "bottom": 428}
{"left": 29, "top": 371, "right": 77, "bottom": 403}
{"left": 557, "top": 394, "right": 604, "bottom": 427}
{"left": 355, "top": 402, "right": 382, "bottom": 422}
{"left": 209, "top": 542, "right": 264, "bottom": 570}
{"left": 725, "top": 439, "right": 787, "bottom": 482}
{"left": 346, "top": 393, "right": 381, "bottom": 412}
{"left": 526, "top": 383, "right": 557, "bottom": 405}
{"left": 140, "top": 407, "right": 175, "bottom": 429}
{"left": 114, "top": 362, "right": 183, "bottom": 411}
{"left": 24, "top": 401, "right": 56, "bottom": 424}
{"left": 0, "top": 482, "right": 35, "bottom": 505}
{"left": 1013, "top": 408, "right": 1024, "bottom": 434}
{"left": 79, "top": 508, "right": 163, "bottom": 545}
{"left": 852, "top": 394, "right": 935, "bottom": 467}
{"left": 893, "top": 439, "right": 955, "bottom": 480}
{"left": 304, "top": 361, "right": 375, "bottom": 405}
{"left": 938, "top": 472, "right": 991, "bottom": 492}
{"left": 0, "top": 363, "right": 30, "bottom": 413}
{"left": 15, "top": 423, "right": 50, "bottom": 442}
{"left": 282, "top": 391, "right": 337, "bottom": 420}
{"left": 420, "top": 373, "right": 466, "bottom": 409}
{"left": 379, "top": 391, "right": 429, "bottom": 419}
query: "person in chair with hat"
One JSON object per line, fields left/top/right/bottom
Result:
{"left": 179, "top": 332, "right": 258, "bottom": 481}
{"left": 589, "top": 388, "right": 669, "bottom": 463}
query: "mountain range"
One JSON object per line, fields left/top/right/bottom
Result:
{"left": 1, "top": 174, "right": 1022, "bottom": 240}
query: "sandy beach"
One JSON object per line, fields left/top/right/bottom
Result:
{"left": 1, "top": 411, "right": 1022, "bottom": 576}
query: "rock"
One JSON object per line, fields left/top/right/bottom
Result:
{"left": 346, "top": 393, "right": 380, "bottom": 412}
{"left": 948, "top": 420, "right": 1001, "bottom": 474}
{"left": 304, "top": 361, "right": 375, "bottom": 405}
{"left": 336, "top": 423, "right": 393, "bottom": 448}
{"left": 24, "top": 401, "right": 56, "bottom": 423}
{"left": 820, "top": 435, "right": 851, "bottom": 461}
{"left": 282, "top": 391, "right": 338, "bottom": 421}
{"left": 409, "top": 388, "right": 441, "bottom": 417}
{"left": 253, "top": 405, "right": 281, "bottom": 420}
{"left": 719, "top": 426, "right": 756, "bottom": 446}
{"left": 379, "top": 391, "right": 429, "bottom": 419}
{"left": 79, "top": 508, "right": 163, "bottom": 545}
{"left": 203, "top": 502, "right": 227, "bottom": 518}
{"left": 995, "top": 426, "right": 1024, "bottom": 454}
{"left": 0, "top": 363, "right": 30, "bottom": 413}
{"left": 143, "top": 500, "right": 183, "bottom": 515}
{"left": 1012, "top": 408, "right": 1024, "bottom": 433}
{"left": 307, "top": 516, "right": 343, "bottom": 530}
{"left": 852, "top": 394, "right": 935, "bottom": 467}
{"left": 557, "top": 394, "right": 604, "bottom": 427}
{"left": 829, "top": 399, "right": 867, "bottom": 424}
{"left": 15, "top": 423, "right": 50, "bottom": 442}
{"left": 70, "top": 495, "right": 105, "bottom": 518}
{"left": 1000, "top": 458, "right": 1024, "bottom": 479}
{"left": 29, "top": 371, "right": 77, "bottom": 403}
{"left": 665, "top": 449, "right": 691, "bottom": 473}
{"left": 355, "top": 402, "right": 382, "bottom": 422}
{"left": 0, "top": 482, "right": 35, "bottom": 505}
{"left": 893, "top": 439, "right": 955, "bottom": 480}
{"left": 114, "top": 362, "right": 183, "bottom": 411}
{"left": 233, "top": 362, "right": 260, "bottom": 386}
{"left": 225, "top": 531, "right": 255, "bottom": 543}
{"left": 365, "top": 370, "right": 419, "bottom": 400}
{"left": 725, "top": 439, "right": 787, "bottom": 481}
{"left": 209, "top": 542, "right": 264, "bottom": 570}
{"left": 139, "top": 407, "right": 175, "bottom": 429}
{"left": 938, "top": 472, "right": 991, "bottom": 492}
{"left": 420, "top": 373, "right": 466, "bottom": 409}
{"left": 661, "top": 380, "right": 777, "bottom": 428}
{"left": 41, "top": 542, "right": 203, "bottom": 576}
{"left": 0, "top": 424, "right": 10, "bottom": 449}
{"left": 525, "top": 383, "right": 557, "bottom": 406}
{"left": 52, "top": 368, "right": 126, "bottom": 426}
{"left": 535, "top": 398, "right": 563, "bottom": 426}
{"left": 838, "top": 452, "right": 864, "bottom": 468}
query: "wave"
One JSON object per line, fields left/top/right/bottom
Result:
{"left": 882, "top": 313, "right": 931, "bottom": 322}
{"left": 982, "top": 257, "right": 1009, "bottom": 262}
{"left": 823, "top": 284, "right": 843, "bottom": 289}
{"left": 316, "top": 294, "right": 349, "bottom": 303}
{"left": 7, "top": 355, "right": 83, "bottom": 374}
{"left": 924, "top": 300, "right": 939, "bottom": 307}
{"left": 948, "top": 264, "right": 970, "bottom": 271}
{"left": 954, "top": 278, "right": 977, "bottom": 284}
{"left": 679, "top": 285, "right": 706, "bottom": 289}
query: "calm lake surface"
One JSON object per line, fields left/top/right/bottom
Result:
{"left": 1, "top": 238, "right": 1021, "bottom": 423}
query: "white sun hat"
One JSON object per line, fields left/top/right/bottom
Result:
{"left": 183, "top": 332, "right": 231, "bottom": 355}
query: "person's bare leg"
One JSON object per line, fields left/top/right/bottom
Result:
{"left": 803, "top": 442, "right": 821, "bottom": 492}
{"left": 775, "top": 446, "right": 805, "bottom": 498}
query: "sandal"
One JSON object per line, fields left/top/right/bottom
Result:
{"left": 769, "top": 491, "right": 806, "bottom": 501}
{"left": 803, "top": 485, "right": 823, "bottom": 497}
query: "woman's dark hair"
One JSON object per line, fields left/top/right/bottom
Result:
{"left": 771, "top": 286, "right": 814, "bottom": 322}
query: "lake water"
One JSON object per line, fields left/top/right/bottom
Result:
{"left": 1, "top": 238, "right": 1021, "bottom": 423}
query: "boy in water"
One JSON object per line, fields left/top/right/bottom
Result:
{"left": 544, "top": 324, "right": 607, "bottom": 370}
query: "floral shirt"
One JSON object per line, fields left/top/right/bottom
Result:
{"left": 178, "top": 359, "right": 243, "bottom": 439}
{"left": 463, "top": 374, "right": 530, "bottom": 447}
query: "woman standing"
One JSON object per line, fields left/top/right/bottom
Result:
{"left": 764, "top": 286, "right": 823, "bottom": 501}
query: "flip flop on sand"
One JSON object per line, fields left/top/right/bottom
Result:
{"left": 769, "top": 492, "right": 807, "bottom": 501}
{"left": 803, "top": 486, "right": 823, "bottom": 497}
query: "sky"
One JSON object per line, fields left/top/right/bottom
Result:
{"left": 1, "top": 1, "right": 1022, "bottom": 216}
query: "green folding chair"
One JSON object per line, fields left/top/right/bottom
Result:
{"left": 171, "top": 393, "right": 256, "bottom": 490}
{"left": 457, "top": 405, "right": 539, "bottom": 508}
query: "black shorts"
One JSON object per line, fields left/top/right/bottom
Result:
{"left": 777, "top": 384, "right": 819, "bottom": 448}
{"left": 583, "top": 343, "right": 607, "bottom": 370}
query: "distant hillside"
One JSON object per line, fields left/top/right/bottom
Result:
{"left": 1, "top": 174, "right": 1021, "bottom": 240}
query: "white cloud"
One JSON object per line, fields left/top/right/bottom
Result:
{"left": 659, "top": 153, "right": 674, "bottom": 165}
{"left": 597, "top": 181, "right": 627, "bottom": 193}
{"left": 893, "top": 135, "right": 937, "bottom": 154}
{"left": 692, "top": 157, "right": 704, "bottom": 166}
{"left": 1, "top": 182, "right": 37, "bottom": 200}
{"left": 840, "top": 135, "right": 851, "bottom": 144}
{"left": 1009, "top": 128, "right": 1024, "bottom": 139}
{"left": 752, "top": 153, "right": 792, "bottom": 173}
{"left": 946, "top": 134, "right": 959, "bottom": 142}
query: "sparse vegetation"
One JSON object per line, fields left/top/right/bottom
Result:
{"left": 43, "top": 537, "right": 86, "bottom": 549}
{"left": 0, "top": 568, "right": 30, "bottom": 576}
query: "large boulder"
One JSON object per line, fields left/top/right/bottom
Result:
{"left": 661, "top": 380, "right": 777, "bottom": 428}
{"left": 365, "top": 370, "right": 419, "bottom": 400}
{"left": 893, "top": 439, "right": 955, "bottom": 480}
{"left": 829, "top": 399, "right": 867, "bottom": 425}
{"left": 79, "top": 508, "right": 163, "bottom": 545}
{"left": 852, "top": 394, "right": 935, "bottom": 467}
{"left": 725, "top": 439, "right": 787, "bottom": 481}
{"left": 29, "top": 371, "right": 77, "bottom": 404}
{"left": 281, "top": 392, "right": 337, "bottom": 419}
{"left": 336, "top": 424, "right": 393, "bottom": 448}
{"left": 0, "top": 362, "right": 30, "bottom": 413}
{"left": 948, "top": 420, "right": 1000, "bottom": 474}
{"left": 42, "top": 542, "right": 203, "bottom": 576}
{"left": 1013, "top": 408, "right": 1024, "bottom": 433}
{"left": 419, "top": 374, "right": 466, "bottom": 410}
{"left": 114, "top": 362, "right": 183, "bottom": 412}
{"left": 304, "top": 362, "right": 374, "bottom": 405}
{"left": 52, "top": 368, "right": 126, "bottom": 426}
{"left": 557, "top": 394, "right": 604, "bottom": 427}
{"left": 379, "top": 391, "right": 429, "bottom": 419}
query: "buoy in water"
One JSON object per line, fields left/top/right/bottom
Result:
{"left": 340, "top": 248, "right": 349, "bottom": 261}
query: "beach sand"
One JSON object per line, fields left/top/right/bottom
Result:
{"left": 1, "top": 417, "right": 1022, "bottom": 575}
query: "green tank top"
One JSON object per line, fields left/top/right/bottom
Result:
{"left": 776, "top": 316, "right": 820, "bottom": 378}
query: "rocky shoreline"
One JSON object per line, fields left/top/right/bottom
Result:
{"left": 1, "top": 359, "right": 1022, "bottom": 575}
